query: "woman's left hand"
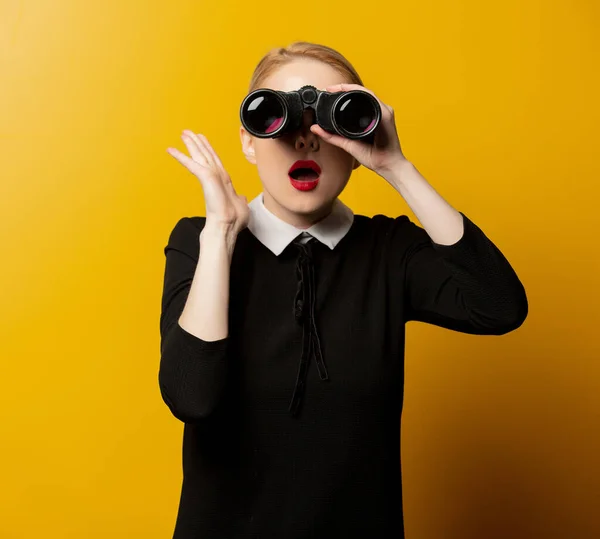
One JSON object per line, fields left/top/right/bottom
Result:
{"left": 310, "top": 83, "right": 407, "bottom": 180}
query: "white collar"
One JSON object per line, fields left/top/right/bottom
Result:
{"left": 247, "top": 193, "right": 354, "bottom": 256}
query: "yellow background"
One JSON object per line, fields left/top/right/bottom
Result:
{"left": 1, "top": 0, "right": 599, "bottom": 537}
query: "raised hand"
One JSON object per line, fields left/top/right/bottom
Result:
{"left": 167, "top": 130, "right": 249, "bottom": 236}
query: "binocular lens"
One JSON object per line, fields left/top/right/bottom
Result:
{"left": 242, "top": 91, "right": 285, "bottom": 136}
{"left": 241, "top": 87, "right": 380, "bottom": 140}
{"left": 333, "top": 92, "right": 378, "bottom": 136}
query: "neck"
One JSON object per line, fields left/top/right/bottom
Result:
{"left": 263, "top": 192, "right": 334, "bottom": 229}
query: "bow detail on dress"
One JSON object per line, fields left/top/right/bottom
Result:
{"left": 289, "top": 239, "right": 329, "bottom": 417}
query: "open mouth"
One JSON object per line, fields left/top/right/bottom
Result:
{"left": 288, "top": 160, "right": 321, "bottom": 191}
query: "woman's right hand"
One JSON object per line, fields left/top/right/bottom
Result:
{"left": 167, "top": 130, "right": 250, "bottom": 237}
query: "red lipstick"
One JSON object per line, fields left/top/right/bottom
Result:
{"left": 288, "top": 160, "right": 321, "bottom": 191}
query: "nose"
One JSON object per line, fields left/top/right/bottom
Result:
{"left": 293, "top": 109, "right": 320, "bottom": 152}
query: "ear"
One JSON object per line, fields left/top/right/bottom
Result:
{"left": 352, "top": 158, "right": 361, "bottom": 171}
{"left": 240, "top": 125, "right": 256, "bottom": 165}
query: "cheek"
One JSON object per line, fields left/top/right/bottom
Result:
{"left": 254, "top": 144, "right": 288, "bottom": 183}
{"left": 330, "top": 145, "right": 354, "bottom": 165}
{"left": 323, "top": 146, "right": 355, "bottom": 177}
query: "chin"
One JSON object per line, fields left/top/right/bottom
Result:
{"left": 284, "top": 187, "right": 334, "bottom": 215}
{"left": 262, "top": 174, "right": 344, "bottom": 223}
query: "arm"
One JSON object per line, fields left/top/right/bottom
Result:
{"left": 160, "top": 130, "right": 248, "bottom": 422}
{"left": 386, "top": 159, "right": 464, "bottom": 245}
{"left": 159, "top": 218, "right": 235, "bottom": 422}
{"left": 386, "top": 161, "right": 528, "bottom": 334}
{"left": 310, "top": 82, "right": 527, "bottom": 334}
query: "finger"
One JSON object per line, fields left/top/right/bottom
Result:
{"left": 310, "top": 124, "right": 343, "bottom": 145}
{"left": 325, "top": 83, "right": 373, "bottom": 97}
{"left": 167, "top": 147, "right": 207, "bottom": 179}
{"left": 192, "top": 134, "right": 235, "bottom": 195}
{"left": 185, "top": 131, "right": 215, "bottom": 167}
{"left": 310, "top": 124, "right": 356, "bottom": 153}
{"left": 196, "top": 133, "right": 225, "bottom": 170}
{"left": 182, "top": 131, "right": 209, "bottom": 166}
{"left": 181, "top": 133, "right": 208, "bottom": 168}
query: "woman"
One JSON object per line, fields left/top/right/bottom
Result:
{"left": 160, "top": 41, "right": 527, "bottom": 539}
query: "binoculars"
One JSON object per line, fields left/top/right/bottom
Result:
{"left": 240, "top": 85, "right": 381, "bottom": 141}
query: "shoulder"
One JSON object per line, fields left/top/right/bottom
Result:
{"left": 164, "top": 216, "right": 207, "bottom": 256}
{"left": 168, "top": 216, "right": 206, "bottom": 237}
{"left": 351, "top": 213, "right": 426, "bottom": 247}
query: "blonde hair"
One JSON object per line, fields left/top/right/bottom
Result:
{"left": 248, "top": 41, "right": 364, "bottom": 92}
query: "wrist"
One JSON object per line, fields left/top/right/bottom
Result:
{"left": 382, "top": 158, "right": 416, "bottom": 189}
{"left": 200, "top": 223, "right": 238, "bottom": 257}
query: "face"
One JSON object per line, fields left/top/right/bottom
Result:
{"left": 240, "top": 58, "right": 360, "bottom": 228}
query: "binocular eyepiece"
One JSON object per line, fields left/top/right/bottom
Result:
{"left": 240, "top": 85, "right": 381, "bottom": 142}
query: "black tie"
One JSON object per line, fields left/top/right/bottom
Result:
{"left": 289, "top": 237, "right": 329, "bottom": 417}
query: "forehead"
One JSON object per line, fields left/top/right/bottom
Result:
{"left": 261, "top": 58, "right": 348, "bottom": 92}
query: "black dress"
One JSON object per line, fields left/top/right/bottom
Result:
{"left": 158, "top": 212, "right": 527, "bottom": 538}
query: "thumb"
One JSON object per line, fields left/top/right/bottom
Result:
{"left": 310, "top": 124, "right": 346, "bottom": 148}
{"left": 310, "top": 125, "right": 367, "bottom": 156}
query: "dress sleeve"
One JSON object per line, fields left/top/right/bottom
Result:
{"left": 396, "top": 212, "right": 528, "bottom": 334}
{"left": 158, "top": 216, "right": 229, "bottom": 422}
